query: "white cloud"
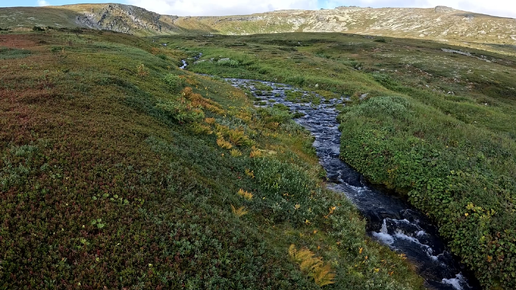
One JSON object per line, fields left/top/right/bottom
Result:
{"left": 126, "top": 0, "right": 318, "bottom": 16}
{"left": 323, "top": 0, "right": 516, "bottom": 19}
{"left": 37, "top": 0, "right": 50, "bottom": 6}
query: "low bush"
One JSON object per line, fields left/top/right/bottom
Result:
{"left": 163, "top": 73, "right": 185, "bottom": 92}
{"left": 217, "top": 58, "right": 240, "bottom": 67}
{"left": 256, "top": 105, "right": 293, "bottom": 125}
{"left": 0, "top": 47, "right": 32, "bottom": 60}
{"left": 339, "top": 95, "right": 516, "bottom": 288}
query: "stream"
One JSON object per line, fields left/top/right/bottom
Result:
{"left": 223, "top": 78, "right": 480, "bottom": 290}
{"left": 179, "top": 58, "right": 478, "bottom": 289}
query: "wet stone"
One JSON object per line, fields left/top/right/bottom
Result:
{"left": 224, "top": 77, "right": 479, "bottom": 290}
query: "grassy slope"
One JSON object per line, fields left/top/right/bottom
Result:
{"left": 161, "top": 33, "right": 516, "bottom": 289}
{"left": 0, "top": 5, "right": 183, "bottom": 36}
{"left": 0, "top": 30, "right": 424, "bottom": 289}
{"left": 0, "top": 7, "right": 79, "bottom": 30}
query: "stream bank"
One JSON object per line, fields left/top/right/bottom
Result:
{"left": 179, "top": 58, "right": 479, "bottom": 289}
{"left": 224, "top": 77, "right": 479, "bottom": 290}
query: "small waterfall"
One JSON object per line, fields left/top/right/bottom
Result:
{"left": 179, "top": 53, "right": 202, "bottom": 70}
{"left": 179, "top": 59, "right": 188, "bottom": 69}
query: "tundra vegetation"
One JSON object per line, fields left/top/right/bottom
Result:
{"left": 0, "top": 30, "right": 425, "bottom": 289}
{"left": 1, "top": 22, "right": 515, "bottom": 290}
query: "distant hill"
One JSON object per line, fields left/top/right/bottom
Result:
{"left": 1, "top": 3, "right": 516, "bottom": 46}
{"left": 179, "top": 6, "right": 516, "bottom": 45}
{"left": 0, "top": 4, "right": 185, "bottom": 35}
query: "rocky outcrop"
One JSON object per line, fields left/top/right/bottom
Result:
{"left": 74, "top": 4, "right": 180, "bottom": 34}
{"left": 434, "top": 6, "right": 455, "bottom": 13}
{"left": 178, "top": 6, "right": 516, "bottom": 44}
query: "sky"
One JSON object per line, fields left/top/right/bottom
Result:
{"left": 1, "top": 0, "right": 515, "bottom": 19}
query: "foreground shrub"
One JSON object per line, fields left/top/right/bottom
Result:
{"left": 163, "top": 73, "right": 185, "bottom": 93}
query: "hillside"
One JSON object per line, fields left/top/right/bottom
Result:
{"left": 178, "top": 6, "right": 516, "bottom": 45}
{"left": 0, "top": 4, "right": 185, "bottom": 35}
{"left": 0, "top": 28, "right": 426, "bottom": 289}
{"left": 2, "top": 3, "right": 516, "bottom": 290}
{"left": 1, "top": 4, "right": 516, "bottom": 48}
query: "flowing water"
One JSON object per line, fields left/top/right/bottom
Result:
{"left": 221, "top": 78, "right": 480, "bottom": 290}
{"left": 180, "top": 53, "right": 203, "bottom": 70}
{"left": 179, "top": 60, "right": 188, "bottom": 70}
{"left": 179, "top": 55, "right": 478, "bottom": 289}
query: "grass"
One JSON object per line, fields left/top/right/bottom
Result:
{"left": 0, "top": 47, "right": 32, "bottom": 60}
{"left": 155, "top": 32, "right": 516, "bottom": 289}
{"left": 0, "top": 31, "right": 425, "bottom": 289}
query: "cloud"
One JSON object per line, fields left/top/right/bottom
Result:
{"left": 321, "top": 0, "right": 516, "bottom": 18}
{"left": 126, "top": 0, "right": 318, "bottom": 16}
{"left": 37, "top": 0, "right": 50, "bottom": 6}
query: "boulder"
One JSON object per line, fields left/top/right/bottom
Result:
{"left": 435, "top": 6, "right": 455, "bottom": 13}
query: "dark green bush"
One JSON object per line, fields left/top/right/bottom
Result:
{"left": 251, "top": 157, "right": 320, "bottom": 224}
{"left": 339, "top": 95, "right": 516, "bottom": 289}
{"left": 257, "top": 106, "right": 293, "bottom": 124}
{"left": 286, "top": 76, "right": 306, "bottom": 86}
{"left": 163, "top": 73, "right": 185, "bottom": 93}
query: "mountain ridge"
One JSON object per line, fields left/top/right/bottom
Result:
{"left": 1, "top": 3, "right": 516, "bottom": 47}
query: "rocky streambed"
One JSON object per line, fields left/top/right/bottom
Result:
{"left": 223, "top": 77, "right": 480, "bottom": 290}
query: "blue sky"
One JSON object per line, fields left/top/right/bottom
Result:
{"left": 318, "top": 0, "right": 336, "bottom": 9}
{"left": 1, "top": 0, "right": 515, "bottom": 19}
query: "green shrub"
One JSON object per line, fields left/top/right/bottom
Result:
{"left": 163, "top": 73, "right": 185, "bottom": 93}
{"left": 253, "top": 82, "right": 273, "bottom": 92}
{"left": 0, "top": 144, "right": 48, "bottom": 191}
{"left": 217, "top": 58, "right": 240, "bottom": 67}
{"left": 251, "top": 156, "right": 321, "bottom": 224}
{"left": 156, "top": 99, "right": 205, "bottom": 123}
{"left": 256, "top": 106, "right": 293, "bottom": 125}
{"left": 340, "top": 96, "right": 412, "bottom": 121}
{"left": 156, "top": 53, "right": 168, "bottom": 60}
{"left": 286, "top": 76, "right": 306, "bottom": 86}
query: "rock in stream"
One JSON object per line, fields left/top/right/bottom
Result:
{"left": 224, "top": 77, "right": 480, "bottom": 290}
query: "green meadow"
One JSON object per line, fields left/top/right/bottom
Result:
{"left": 0, "top": 30, "right": 427, "bottom": 289}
